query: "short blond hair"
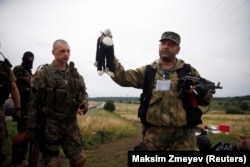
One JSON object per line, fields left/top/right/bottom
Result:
{"left": 52, "top": 39, "right": 68, "bottom": 50}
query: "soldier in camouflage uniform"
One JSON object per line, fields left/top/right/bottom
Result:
{"left": 109, "top": 31, "right": 213, "bottom": 151}
{"left": 12, "top": 51, "right": 34, "bottom": 166}
{"left": 26, "top": 39, "right": 88, "bottom": 167}
{"left": 0, "top": 59, "right": 21, "bottom": 165}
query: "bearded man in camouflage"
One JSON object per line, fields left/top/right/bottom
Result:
{"left": 27, "top": 39, "right": 88, "bottom": 166}
{"left": 109, "top": 31, "right": 213, "bottom": 151}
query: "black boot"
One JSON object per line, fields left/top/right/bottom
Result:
{"left": 0, "top": 151, "right": 6, "bottom": 166}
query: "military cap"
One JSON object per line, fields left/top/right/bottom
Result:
{"left": 159, "top": 31, "right": 181, "bottom": 45}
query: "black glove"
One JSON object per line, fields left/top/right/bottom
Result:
{"left": 195, "top": 84, "right": 208, "bottom": 96}
{"left": 25, "top": 128, "right": 36, "bottom": 142}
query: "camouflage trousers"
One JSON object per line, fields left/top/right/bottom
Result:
{"left": 42, "top": 116, "right": 86, "bottom": 165}
{"left": 142, "top": 125, "right": 198, "bottom": 151}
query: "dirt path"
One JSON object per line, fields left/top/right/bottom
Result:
{"left": 85, "top": 133, "right": 142, "bottom": 167}
{"left": 31, "top": 133, "right": 142, "bottom": 167}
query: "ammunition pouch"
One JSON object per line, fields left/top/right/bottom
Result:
{"left": 41, "top": 107, "right": 76, "bottom": 121}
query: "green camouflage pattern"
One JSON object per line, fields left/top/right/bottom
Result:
{"left": 13, "top": 65, "right": 33, "bottom": 131}
{"left": 13, "top": 65, "right": 32, "bottom": 94}
{"left": 111, "top": 58, "right": 212, "bottom": 150}
{"left": 28, "top": 61, "right": 88, "bottom": 128}
{"left": 159, "top": 31, "right": 181, "bottom": 45}
{"left": 112, "top": 58, "right": 212, "bottom": 127}
{"left": 27, "top": 61, "right": 88, "bottom": 162}
{"left": 144, "top": 126, "right": 198, "bottom": 150}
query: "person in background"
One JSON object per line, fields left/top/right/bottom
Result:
{"left": 12, "top": 51, "right": 34, "bottom": 167}
{"left": 0, "top": 58, "right": 21, "bottom": 165}
{"left": 26, "top": 39, "right": 88, "bottom": 166}
{"left": 106, "top": 31, "right": 213, "bottom": 151}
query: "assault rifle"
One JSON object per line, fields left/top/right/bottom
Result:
{"left": 28, "top": 112, "right": 47, "bottom": 167}
{"left": 28, "top": 138, "right": 40, "bottom": 167}
{"left": 11, "top": 116, "right": 40, "bottom": 167}
{"left": 12, "top": 132, "right": 39, "bottom": 167}
{"left": 178, "top": 76, "right": 223, "bottom": 127}
{"left": 178, "top": 76, "right": 223, "bottom": 98}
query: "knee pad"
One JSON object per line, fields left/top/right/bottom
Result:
{"left": 47, "top": 161, "right": 61, "bottom": 167}
{"left": 75, "top": 154, "right": 86, "bottom": 167}
{"left": 44, "top": 155, "right": 62, "bottom": 167}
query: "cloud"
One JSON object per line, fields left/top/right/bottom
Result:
{"left": 0, "top": 0, "right": 249, "bottom": 97}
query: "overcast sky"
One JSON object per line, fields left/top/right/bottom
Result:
{"left": 0, "top": 0, "right": 249, "bottom": 98}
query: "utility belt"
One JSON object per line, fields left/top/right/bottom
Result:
{"left": 41, "top": 107, "right": 76, "bottom": 122}
{"left": 149, "top": 124, "right": 195, "bottom": 130}
{"left": 142, "top": 123, "right": 194, "bottom": 136}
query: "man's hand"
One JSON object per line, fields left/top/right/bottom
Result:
{"left": 12, "top": 107, "right": 21, "bottom": 121}
{"left": 193, "top": 84, "right": 208, "bottom": 96}
{"left": 77, "top": 103, "right": 88, "bottom": 115}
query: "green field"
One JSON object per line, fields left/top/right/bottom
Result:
{"left": 2, "top": 100, "right": 250, "bottom": 166}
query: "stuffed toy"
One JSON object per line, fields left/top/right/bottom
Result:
{"left": 94, "top": 28, "right": 115, "bottom": 77}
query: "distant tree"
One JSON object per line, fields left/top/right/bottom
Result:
{"left": 104, "top": 100, "right": 115, "bottom": 112}
{"left": 240, "top": 102, "right": 249, "bottom": 110}
{"left": 225, "top": 106, "right": 242, "bottom": 114}
{"left": 218, "top": 102, "right": 223, "bottom": 105}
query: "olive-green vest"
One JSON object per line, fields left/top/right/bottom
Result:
{"left": 40, "top": 62, "right": 85, "bottom": 117}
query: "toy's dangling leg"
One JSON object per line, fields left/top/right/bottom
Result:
{"left": 101, "top": 36, "right": 114, "bottom": 77}
{"left": 96, "top": 38, "right": 105, "bottom": 76}
{"left": 105, "top": 45, "right": 115, "bottom": 77}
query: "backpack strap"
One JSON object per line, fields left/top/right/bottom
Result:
{"left": 143, "top": 65, "right": 156, "bottom": 97}
{"left": 177, "top": 63, "right": 192, "bottom": 78}
{"left": 138, "top": 65, "right": 156, "bottom": 125}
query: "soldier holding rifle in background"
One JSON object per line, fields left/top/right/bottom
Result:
{"left": 0, "top": 45, "right": 21, "bottom": 166}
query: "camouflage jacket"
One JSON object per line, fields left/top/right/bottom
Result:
{"left": 111, "top": 58, "right": 212, "bottom": 127}
{"left": 28, "top": 61, "right": 88, "bottom": 127}
{"left": 13, "top": 65, "right": 32, "bottom": 98}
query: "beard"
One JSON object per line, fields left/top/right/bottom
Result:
{"left": 159, "top": 52, "right": 176, "bottom": 62}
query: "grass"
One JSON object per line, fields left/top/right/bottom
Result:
{"left": 2, "top": 101, "right": 250, "bottom": 166}
{"left": 77, "top": 109, "right": 140, "bottom": 148}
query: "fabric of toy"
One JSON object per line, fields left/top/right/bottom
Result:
{"left": 95, "top": 28, "right": 115, "bottom": 77}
